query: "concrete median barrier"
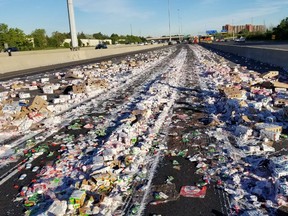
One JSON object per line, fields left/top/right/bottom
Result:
{"left": 200, "top": 43, "right": 288, "bottom": 71}
{"left": 0, "top": 44, "right": 165, "bottom": 74}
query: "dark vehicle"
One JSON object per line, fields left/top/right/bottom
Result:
{"left": 95, "top": 44, "right": 107, "bottom": 49}
{"left": 4, "top": 47, "right": 19, "bottom": 52}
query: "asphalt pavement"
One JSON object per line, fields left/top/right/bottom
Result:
{"left": 217, "top": 40, "right": 288, "bottom": 51}
{"left": 1, "top": 44, "right": 288, "bottom": 216}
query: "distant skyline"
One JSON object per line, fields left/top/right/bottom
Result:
{"left": 0, "top": 0, "right": 287, "bottom": 37}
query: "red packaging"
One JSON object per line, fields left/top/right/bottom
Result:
{"left": 180, "top": 186, "right": 207, "bottom": 198}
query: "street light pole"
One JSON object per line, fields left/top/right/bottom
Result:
{"left": 232, "top": 19, "right": 235, "bottom": 40}
{"left": 168, "top": 0, "right": 171, "bottom": 42}
{"left": 67, "top": 0, "right": 78, "bottom": 50}
{"left": 178, "top": 9, "right": 180, "bottom": 41}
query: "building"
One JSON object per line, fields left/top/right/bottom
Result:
{"left": 63, "top": 38, "right": 112, "bottom": 47}
{"left": 222, "top": 24, "right": 266, "bottom": 34}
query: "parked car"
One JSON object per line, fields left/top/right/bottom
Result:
{"left": 95, "top": 44, "right": 107, "bottom": 49}
{"left": 234, "top": 37, "right": 246, "bottom": 43}
{"left": 168, "top": 41, "right": 177, "bottom": 45}
{"left": 4, "top": 47, "right": 19, "bottom": 52}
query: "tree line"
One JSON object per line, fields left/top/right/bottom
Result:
{"left": 0, "top": 23, "right": 147, "bottom": 51}
{"left": 238, "top": 17, "right": 288, "bottom": 40}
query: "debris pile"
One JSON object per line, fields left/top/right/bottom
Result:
{"left": 0, "top": 48, "right": 174, "bottom": 166}
{"left": 1, "top": 44, "right": 288, "bottom": 216}
{"left": 185, "top": 45, "right": 288, "bottom": 215}
{"left": 7, "top": 48, "right": 187, "bottom": 215}
{"left": 133, "top": 45, "right": 288, "bottom": 215}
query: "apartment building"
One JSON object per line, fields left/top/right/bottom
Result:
{"left": 222, "top": 24, "right": 266, "bottom": 34}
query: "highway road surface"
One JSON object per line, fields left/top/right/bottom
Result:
{"left": 0, "top": 44, "right": 287, "bottom": 216}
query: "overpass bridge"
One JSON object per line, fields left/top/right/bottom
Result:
{"left": 146, "top": 35, "right": 190, "bottom": 42}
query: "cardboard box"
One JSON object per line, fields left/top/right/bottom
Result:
{"left": 72, "top": 83, "right": 86, "bottom": 94}
{"left": 41, "top": 77, "right": 49, "bottom": 83}
{"left": 255, "top": 123, "right": 282, "bottom": 133}
{"left": 274, "top": 98, "right": 288, "bottom": 107}
{"left": 59, "top": 95, "right": 71, "bottom": 101}
{"left": 42, "top": 85, "right": 54, "bottom": 94}
{"left": 2, "top": 102, "right": 21, "bottom": 114}
{"left": 66, "top": 70, "right": 84, "bottom": 79}
{"left": 69, "top": 190, "right": 86, "bottom": 209}
{"left": 241, "top": 115, "right": 252, "bottom": 123}
{"left": 18, "top": 92, "right": 31, "bottom": 99}
{"left": 0, "top": 105, "right": 3, "bottom": 116}
{"left": 239, "top": 100, "right": 248, "bottom": 107}
{"left": 29, "top": 96, "right": 48, "bottom": 112}
{"left": 87, "top": 79, "right": 109, "bottom": 89}
{"left": 14, "top": 106, "right": 30, "bottom": 120}
{"left": 53, "top": 98, "right": 62, "bottom": 104}
{"left": 11, "top": 83, "right": 24, "bottom": 90}
{"left": 272, "top": 81, "right": 288, "bottom": 89}
{"left": 223, "top": 87, "right": 246, "bottom": 99}
{"left": 261, "top": 71, "right": 279, "bottom": 79}
{"left": 28, "top": 86, "right": 38, "bottom": 91}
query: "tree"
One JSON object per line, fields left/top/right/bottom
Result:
{"left": 110, "top": 33, "right": 119, "bottom": 44}
{"left": 63, "top": 42, "right": 70, "bottom": 48}
{"left": 8, "top": 28, "right": 29, "bottom": 49}
{"left": 239, "top": 29, "right": 249, "bottom": 37}
{"left": 47, "top": 31, "right": 66, "bottom": 47}
{"left": 78, "top": 38, "right": 83, "bottom": 47}
{"left": 78, "top": 31, "right": 86, "bottom": 39}
{"left": 273, "top": 17, "right": 288, "bottom": 40}
{"left": 110, "top": 34, "right": 119, "bottom": 44}
{"left": 213, "top": 32, "right": 224, "bottom": 40}
{"left": 125, "top": 35, "right": 143, "bottom": 44}
{"left": 31, "top": 29, "right": 47, "bottom": 48}
{"left": 0, "top": 23, "right": 10, "bottom": 49}
{"left": 93, "top": 32, "right": 109, "bottom": 40}
{"left": 0, "top": 24, "right": 30, "bottom": 50}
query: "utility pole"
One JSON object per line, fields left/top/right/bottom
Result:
{"left": 168, "top": 0, "right": 171, "bottom": 42}
{"left": 130, "top": 24, "right": 133, "bottom": 36}
{"left": 67, "top": 0, "right": 78, "bottom": 50}
{"left": 178, "top": 9, "right": 180, "bottom": 41}
{"left": 232, "top": 19, "right": 235, "bottom": 40}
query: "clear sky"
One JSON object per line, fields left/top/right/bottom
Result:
{"left": 0, "top": 0, "right": 287, "bottom": 37}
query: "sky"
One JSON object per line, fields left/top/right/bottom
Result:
{"left": 0, "top": 0, "right": 288, "bottom": 37}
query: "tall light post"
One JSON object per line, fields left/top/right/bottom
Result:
{"left": 177, "top": 9, "right": 180, "bottom": 41}
{"left": 168, "top": 0, "right": 171, "bottom": 42}
{"left": 232, "top": 19, "right": 235, "bottom": 40}
{"left": 67, "top": 0, "right": 78, "bottom": 50}
{"left": 178, "top": 9, "right": 181, "bottom": 41}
